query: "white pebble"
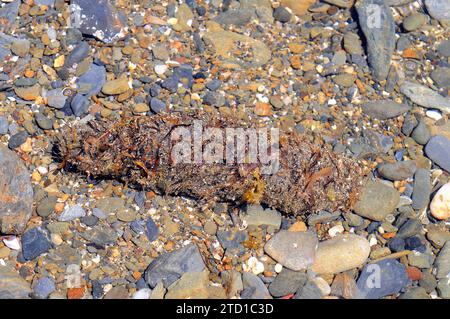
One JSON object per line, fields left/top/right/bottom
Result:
{"left": 244, "top": 256, "right": 265, "bottom": 275}
{"left": 274, "top": 263, "right": 283, "bottom": 273}
{"left": 430, "top": 182, "right": 450, "bottom": 220}
{"left": 426, "top": 110, "right": 442, "bottom": 121}
{"left": 312, "top": 277, "right": 331, "bottom": 296}
{"left": 154, "top": 64, "right": 168, "bottom": 75}
{"left": 132, "top": 288, "right": 152, "bottom": 299}
{"left": 328, "top": 224, "right": 344, "bottom": 237}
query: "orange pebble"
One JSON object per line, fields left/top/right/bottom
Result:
{"left": 406, "top": 266, "right": 422, "bottom": 281}
{"left": 67, "top": 287, "right": 84, "bottom": 299}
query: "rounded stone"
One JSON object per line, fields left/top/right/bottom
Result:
{"left": 264, "top": 230, "right": 318, "bottom": 271}
{"left": 311, "top": 234, "right": 371, "bottom": 275}
{"left": 430, "top": 182, "right": 450, "bottom": 220}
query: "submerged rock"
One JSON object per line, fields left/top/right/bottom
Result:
{"left": 356, "top": 0, "right": 395, "bottom": 81}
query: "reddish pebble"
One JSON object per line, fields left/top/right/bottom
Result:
{"left": 67, "top": 287, "right": 85, "bottom": 299}
{"left": 406, "top": 266, "right": 422, "bottom": 281}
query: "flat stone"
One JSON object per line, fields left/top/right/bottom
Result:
{"left": 0, "top": 145, "right": 33, "bottom": 234}
{"left": 435, "top": 241, "right": 450, "bottom": 279}
{"left": 361, "top": 100, "right": 411, "bottom": 120}
{"left": 353, "top": 179, "right": 400, "bottom": 221}
{"left": 331, "top": 273, "right": 362, "bottom": 299}
{"left": 71, "top": 93, "right": 90, "bottom": 117}
{"left": 425, "top": 0, "right": 450, "bottom": 23}
{"left": 411, "top": 168, "right": 431, "bottom": 211}
{"left": 425, "top": 135, "right": 450, "bottom": 173}
{"left": 70, "top": 0, "right": 127, "bottom": 43}
{"left": 0, "top": 0, "right": 20, "bottom": 33}
{"left": 324, "top": 0, "right": 354, "bottom": 8}
{"left": 268, "top": 269, "right": 307, "bottom": 297}
{"left": 0, "top": 265, "right": 31, "bottom": 299}
{"left": 22, "top": 227, "right": 52, "bottom": 261}
{"left": 264, "top": 231, "right": 318, "bottom": 271}
{"left": 80, "top": 226, "right": 117, "bottom": 247}
{"left": 293, "top": 279, "right": 324, "bottom": 299}
{"left": 165, "top": 271, "right": 223, "bottom": 299}
{"left": 357, "top": 259, "right": 409, "bottom": 299}
{"left": 64, "top": 41, "right": 90, "bottom": 67}
{"left": 33, "top": 277, "right": 55, "bottom": 299}
{"left": 311, "top": 234, "right": 371, "bottom": 275}
{"left": 58, "top": 205, "right": 86, "bottom": 222}
{"left": 355, "top": 0, "right": 395, "bottom": 81}
{"left": 377, "top": 160, "right": 416, "bottom": 181}
{"left": 46, "top": 89, "right": 67, "bottom": 109}
{"left": 400, "top": 81, "right": 450, "bottom": 113}
{"left": 241, "top": 272, "right": 272, "bottom": 299}
{"left": 280, "top": 0, "right": 315, "bottom": 15}
{"left": 241, "top": 204, "right": 281, "bottom": 231}
{"left": 431, "top": 67, "right": 450, "bottom": 89}
{"left": 77, "top": 63, "right": 106, "bottom": 97}
{"left": 203, "top": 24, "right": 271, "bottom": 69}
{"left": 11, "top": 39, "right": 30, "bottom": 57}
{"left": 144, "top": 244, "right": 206, "bottom": 288}
{"left": 102, "top": 77, "right": 130, "bottom": 95}
{"left": 15, "top": 84, "right": 40, "bottom": 101}
{"left": 400, "top": 287, "right": 430, "bottom": 299}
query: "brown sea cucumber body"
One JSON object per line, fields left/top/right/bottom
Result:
{"left": 57, "top": 111, "right": 364, "bottom": 215}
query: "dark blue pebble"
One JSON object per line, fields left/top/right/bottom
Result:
{"left": 388, "top": 237, "right": 405, "bottom": 252}
{"left": 8, "top": 131, "right": 28, "bottom": 149}
{"left": 65, "top": 41, "right": 90, "bottom": 67}
{"left": 71, "top": 93, "right": 90, "bottom": 117}
{"left": 206, "top": 79, "right": 221, "bottom": 91}
{"left": 150, "top": 98, "right": 166, "bottom": 113}
{"left": 130, "top": 220, "right": 145, "bottom": 234}
{"left": 22, "top": 227, "right": 52, "bottom": 261}
{"left": 146, "top": 218, "right": 159, "bottom": 242}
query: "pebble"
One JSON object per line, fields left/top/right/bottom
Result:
{"left": 431, "top": 67, "right": 450, "bottom": 89}
{"left": 71, "top": 94, "right": 90, "bottom": 117}
{"left": 77, "top": 63, "right": 106, "bottom": 97}
{"left": 71, "top": 0, "right": 127, "bottom": 43}
{"left": 11, "top": 39, "right": 30, "bottom": 57}
{"left": 58, "top": 205, "right": 86, "bottom": 222}
{"left": 400, "top": 81, "right": 450, "bottom": 113}
{"left": 430, "top": 183, "right": 450, "bottom": 220}
{"left": 35, "top": 114, "right": 53, "bottom": 130}
{"left": 0, "top": 116, "right": 8, "bottom": 135}
{"left": 435, "top": 241, "right": 450, "bottom": 279}
{"left": 424, "top": 0, "right": 450, "bottom": 23}
{"left": 400, "top": 287, "right": 430, "bottom": 299}
{"left": 241, "top": 272, "right": 272, "bottom": 299}
{"left": 102, "top": 77, "right": 130, "bottom": 95}
{"left": 33, "top": 277, "right": 55, "bottom": 299}
{"left": 0, "top": 265, "right": 31, "bottom": 299}
{"left": 353, "top": 180, "right": 400, "bottom": 221}
{"left": 293, "top": 279, "right": 324, "bottom": 299}
{"left": 265, "top": 231, "right": 317, "bottom": 271}
{"left": 132, "top": 288, "right": 152, "bottom": 299}
{"left": 411, "top": 120, "right": 431, "bottom": 145}
{"left": 357, "top": 259, "right": 409, "bottom": 299}
{"left": 425, "top": 135, "right": 450, "bottom": 173}
{"left": 0, "top": 145, "right": 33, "bottom": 234}
{"left": 355, "top": 0, "right": 395, "bottom": 81}
{"left": 331, "top": 273, "right": 361, "bottom": 299}
{"left": 311, "top": 234, "right": 371, "bottom": 275}
{"left": 65, "top": 41, "right": 90, "bottom": 67}
{"left": 403, "top": 13, "right": 428, "bottom": 32}
{"left": 144, "top": 244, "right": 206, "bottom": 288}
{"left": 145, "top": 218, "right": 159, "bottom": 242}
{"left": 21, "top": 227, "right": 52, "bottom": 261}
{"left": 273, "top": 6, "right": 291, "bottom": 23}
{"left": 412, "top": 168, "right": 431, "bottom": 211}
{"left": 269, "top": 268, "right": 307, "bottom": 297}
{"left": 361, "top": 100, "right": 410, "bottom": 120}
{"left": 377, "top": 160, "right": 416, "bottom": 181}
{"left": 150, "top": 98, "right": 166, "bottom": 113}
{"left": 241, "top": 204, "right": 281, "bottom": 231}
